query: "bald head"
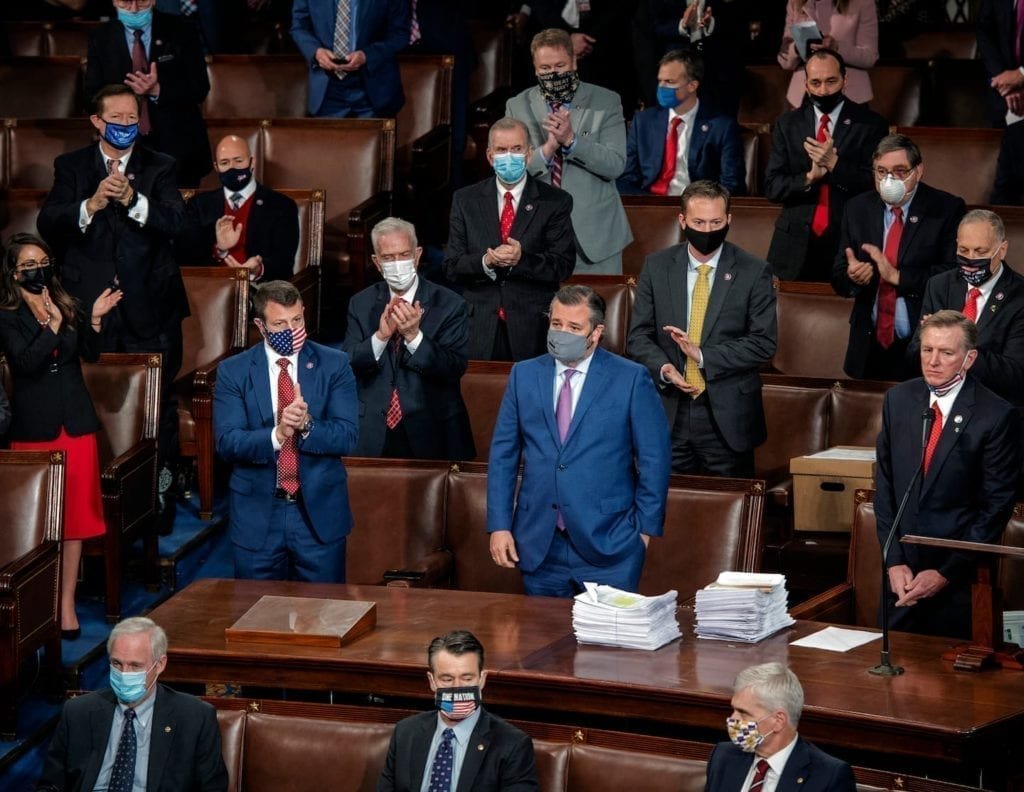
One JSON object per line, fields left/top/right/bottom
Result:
{"left": 214, "top": 135, "right": 252, "bottom": 173}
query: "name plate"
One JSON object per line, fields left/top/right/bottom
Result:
{"left": 225, "top": 595, "right": 376, "bottom": 647}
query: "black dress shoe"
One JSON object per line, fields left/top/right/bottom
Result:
{"left": 61, "top": 628, "right": 81, "bottom": 641}
{"left": 156, "top": 491, "right": 177, "bottom": 536}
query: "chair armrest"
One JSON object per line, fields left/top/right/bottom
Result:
{"left": 0, "top": 542, "right": 59, "bottom": 590}
{"left": 471, "top": 89, "right": 511, "bottom": 123}
{"left": 382, "top": 550, "right": 452, "bottom": 588}
{"left": 409, "top": 125, "right": 452, "bottom": 188}
{"left": 101, "top": 439, "right": 157, "bottom": 484}
{"left": 190, "top": 348, "right": 243, "bottom": 394}
{"left": 766, "top": 475, "right": 792, "bottom": 508}
{"left": 789, "top": 583, "right": 854, "bottom": 623}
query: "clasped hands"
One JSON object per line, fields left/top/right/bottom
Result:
{"left": 660, "top": 325, "right": 702, "bottom": 395}
{"left": 485, "top": 237, "right": 521, "bottom": 269}
{"left": 275, "top": 380, "right": 309, "bottom": 445}
{"left": 681, "top": 2, "right": 713, "bottom": 32}
{"left": 844, "top": 243, "right": 898, "bottom": 287}
{"left": 313, "top": 47, "right": 366, "bottom": 74}
{"left": 804, "top": 131, "right": 838, "bottom": 184}
{"left": 888, "top": 564, "right": 948, "bottom": 608}
{"left": 992, "top": 69, "right": 1024, "bottom": 114}
{"left": 215, "top": 216, "right": 263, "bottom": 273}
{"left": 375, "top": 295, "right": 423, "bottom": 343}
{"left": 541, "top": 106, "right": 574, "bottom": 158}
{"left": 86, "top": 169, "right": 135, "bottom": 216}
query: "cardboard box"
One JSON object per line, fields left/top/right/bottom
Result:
{"left": 790, "top": 446, "right": 876, "bottom": 532}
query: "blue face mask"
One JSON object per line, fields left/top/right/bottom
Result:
{"left": 110, "top": 665, "right": 152, "bottom": 704}
{"left": 103, "top": 121, "right": 140, "bottom": 150}
{"left": 656, "top": 85, "right": 680, "bottom": 109}
{"left": 117, "top": 7, "right": 153, "bottom": 29}
{"left": 493, "top": 153, "right": 527, "bottom": 185}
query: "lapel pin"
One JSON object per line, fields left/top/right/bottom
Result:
{"left": 155, "top": 39, "right": 163, "bottom": 46}
{"left": 525, "top": 203, "right": 534, "bottom": 212}
{"left": 954, "top": 415, "right": 963, "bottom": 424}
{"left": 127, "top": 174, "right": 135, "bottom": 181}
{"left": 306, "top": 361, "right": 314, "bottom": 369}
{"left": 256, "top": 199, "right": 264, "bottom": 206}
{"left": 477, "top": 744, "right": 485, "bottom": 751}
{"left": 990, "top": 304, "right": 998, "bottom": 312}
{"left": 724, "top": 272, "right": 733, "bottom": 281}
{"left": 797, "top": 779, "right": 805, "bottom": 785}
{"left": 996, "top": 292, "right": 1005, "bottom": 301}
{"left": 164, "top": 726, "right": 172, "bottom": 733}
{"left": 909, "top": 216, "right": 918, "bottom": 223}
{"left": 701, "top": 123, "right": 709, "bottom": 132}
{"left": 843, "top": 118, "right": 851, "bottom": 125}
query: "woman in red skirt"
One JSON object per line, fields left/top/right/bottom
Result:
{"left": 0, "top": 233, "right": 122, "bottom": 638}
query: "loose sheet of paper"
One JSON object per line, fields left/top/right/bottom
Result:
{"left": 790, "top": 626, "right": 881, "bottom": 652}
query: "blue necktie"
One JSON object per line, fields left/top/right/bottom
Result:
{"left": 109, "top": 708, "right": 137, "bottom": 792}
{"left": 427, "top": 728, "right": 455, "bottom": 792}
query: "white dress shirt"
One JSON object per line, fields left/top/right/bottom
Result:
{"left": 79, "top": 147, "right": 150, "bottom": 230}
{"left": 738, "top": 735, "right": 799, "bottom": 792}
{"left": 552, "top": 350, "right": 594, "bottom": 416}
{"left": 264, "top": 342, "right": 300, "bottom": 452}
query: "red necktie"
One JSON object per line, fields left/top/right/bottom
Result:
{"left": 276, "top": 359, "right": 299, "bottom": 495}
{"left": 500, "top": 190, "right": 515, "bottom": 243}
{"left": 107, "top": 158, "right": 121, "bottom": 176}
{"left": 810, "top": 113, "right": 831, "bottom": 237}
{"left": 130, "top": 29, "right": 151, "bottom": 135}
{"left": 650, "top": 116, "right": 683, "bottom": 196}
{"left": 550, "top": 102, "right": 564, "bottom": 187}
{"left": 409, "top": 0, "right": 421, "bottom": 44}
{"left": 386, "top": 334, "right": 403, "bottom": 430}
{"left": 962, "top": 287, "right": 982, "bottom": 322}
{"left": 875, "top": 206, "right": 903, "bottom": 348}
{"left": 749, "top": 759, "right": 770, "bottom": 792}
{"left": 923, "top": 403, "right": 943, "bottom": 475}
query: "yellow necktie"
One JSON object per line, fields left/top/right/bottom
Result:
{"left": 684, "top": 264, "right": 711, "bottom": 395}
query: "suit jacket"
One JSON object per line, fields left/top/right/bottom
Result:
{"left": 176, "top": 184, "right": 300, "bottom": 282}
{"left": 875, "top": 376, "right": 1020, "bottom": 586}
{"left": 765, "top": 99, "right": 888, "bottom": 280}
{"left": 627, "top": 241, "right": 777, "bottom": 453}
{"left": 777, "top": 0, "right": 879, "bottom": 106}
{"left": 0, "top": 304, "right": 101, "bottom": 442}
{"left": 832, "top": 183, "right": 965, "bottom": 378}
{"left": 443, "top": 176, "right": 575, "bottom": 360}
{"left": 38, "top": 143, "right": 188, "bottom": 342}
{"left": 377, "top": 709, "right": 538, "bottom": 792}
{"left": 506, "top": 81, "right": 632, "bottom": 272}
{"left": 704, "top": 738, "right": 856, "bottom": 792}
{"left": 213, "top": 340, "right": 359, "bottom": 550}
{"left": 919, "top": 265, "right": 1024, "bottom": 408}
{"left": 290, "top": 0, "right": 409, "bottom": 117}
{"left": 487, "top": 346, "right": 671, "bottom": 573}
{"left": 992, "top": 120, "right": 1024, "bottom": 205}
{"left": 84, "top": 12, "right": 211, "bottom": 186}
{"left": 977, "top": 0, "right": 1019, "bottom": 126}
{"left": 617, "top": 102, "right": 747, "bottom": 196}
{"left": 38, "top": 685, "right": 228, "bottom": 792}
{"left": 344, "top": 278, "right": 475, "bottom": 460}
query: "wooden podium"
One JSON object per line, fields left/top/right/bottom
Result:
{"left": 901, "top": 534, "right": 1024, "bottom": 671}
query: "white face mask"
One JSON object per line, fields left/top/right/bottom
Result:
{"left": 878, "top": 173, "right": 910, "bottom": 205}
{"left": 381, "top": 259, "right": 416, "bottom": 292}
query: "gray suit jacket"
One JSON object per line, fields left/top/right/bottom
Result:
{"left": 505, "top": 81, "right": 632, "bottom": 273}
{"left": 627, "top": 241, "right": 777, "bottom": 453}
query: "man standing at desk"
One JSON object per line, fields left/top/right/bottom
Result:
{"left": 377, "top": 630, "right": 539, "bottom": 791}
{"left": 876, "top": 310, "right": 1020, "bottom": 639}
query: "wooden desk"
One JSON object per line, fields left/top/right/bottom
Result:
{"left": 150, "top": 579, "right": 1024, "bottom": 778}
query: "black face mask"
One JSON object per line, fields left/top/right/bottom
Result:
{"left": 809, "top": 91, "right": 844, "bottom": 114}
{"left": 218, "top": 166, "right": 254, "bottom": 192}
{"left": 684, "top": 224, "right": 729, "bottom": 256}
{"left": 18, "top": 265, "right": 52, "bottom": 295}
{"left": 957, "top": 255, "right": 995, "bottom": 286}
{"left": 537, "top": 70, "right": 580, "bottom": 104}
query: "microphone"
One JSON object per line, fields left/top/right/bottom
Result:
{"left": 870, "top": 408, "right": 933, "bottom": 677}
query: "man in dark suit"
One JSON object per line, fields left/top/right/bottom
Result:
{"left": 488, "top": 285, "right": 671, "bottom": 597}
{"left": 290, "top": 0, "right": 409, "bottom": 118}
{"left": 876, "top": 310, "right": 1021, "bottom": 639}
{"left": 976, "top": 0, "right": 1024, "bottom": 127}
{"left": 344, "top": 217, "right": 475, "bottom": 460}
{"left": 443, "top": 117, "right": 575, "bottom": 361}
{"left": 85, "top": 0, "right": 211, "bottom": 187}
{"left": 213, "top": 280, "right": 358, "bottom": 582}
{"left": 627, "top": 180, "right": 777, "bottom": 478}
{"left": 39, "top": 616, "right": 228, "bottom": 792}
{"left": 38, "top": 83, "right": 188, "bottom": 535}
{"left": 832, "top": 133, "right": 965, "bottom": 381}
{"left": 992, "top": 121, "right": 1024, "bottom": 205}
{"left": 765, "top": 48, "right": 888, "bottom": 281}
{"left": 705, "top": 662, "right": 855, "bottom": 792}
{"left": 378, "top": 630, "right": 538, "bottom": 792}
{"left": 919, "top": 209, "right": 1024, "bottom": 412}
{"left": 176, "top": 134, "right": 299, "bottom": 283}
{"left": 617, "top": 50, "right": 746, "bottom": 196}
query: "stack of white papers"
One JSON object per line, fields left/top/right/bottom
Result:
{"left": 572, "top": 582, "right": 682, "bottom": 650}
{"left": 694, "top": 572, "right": 795, "bottom": 643}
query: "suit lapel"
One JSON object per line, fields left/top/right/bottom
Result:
{"left": 563, "top": 347, "right": 610, "bottom": 447}
{"left": 687, "top": 105, "right": 708, "bottom": 176}
{"left": 699, "top": 244, "right": 736, "bottom": 341}
{"left": 898, "top": 186, "right": 927, "bottom": 256}
{"left": 250, "top": 345, "right": 274, "bottom": 425}
{"left": 665, "top": 246, "right": 689, "bottom": 370}
{"left": 976, "top": 267, "right": 1015, "bottom": 333}
{"left": 536, "top": 355, "right": 560, "bottom": 446}
{"left": 455, "top": 712, "right": 492, "bottom": 792}
{"left": 83, "top": 694, "right": 118, "bottom": 791}
{"left": 831, "top": 102, "right": 856, "bottom": 153}
{"left": 777, "top": 738, "right": 813, "bottom": 788}
{"left": 921, "top": 380, "right": 974, "bottom": 498}
{"left": 509, "top": 178, "right": 541, "bottom": 241}
{"left": 409, "top": 714, "right": 437, "bottom": 791}
{"left": 648, "top": 108, "right": 669, "bottom": 176}
{"left": 147, "top": 686, "right": 173, "bottom": 790}
{"left": 481, "top": 179, "right": 503, "bottom": 245}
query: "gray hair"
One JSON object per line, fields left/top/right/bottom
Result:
{"left": 371, "top": 216, "right": 418, "bottom": 252}
{"left": 107, "top": 616, "right": 168, "bottom": 661}
{"left": 488, "top": 117, "right": 530, "bottom": 150}
{"left": 733, "top": 662, "right": 804, "bottom": 727}
{"left": 959, "top": 208, "right": 1005, "bottom": 243}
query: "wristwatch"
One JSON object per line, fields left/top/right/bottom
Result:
{"left": 300, "top": 417, "right": 313, "bottom": 440}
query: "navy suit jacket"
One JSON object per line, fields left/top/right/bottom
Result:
{"left": 831, "top": 183, "right": 965, "bottom": 379}
{"left": 39, "top": 685, "right": 227, "bottom": 792}
{"left": 377, "top": 709, "right": 538, "bottom": 792}
{"left": 704, "top": 738, "right": 855, "bottom": 792}
{"left": 617, "top": 103, "right": 747, "bottom": 195}
{"left": 213, "top": 340, "right": 359, "bottom": 550}
{"left": 487, "top": 346, "right": 671, "bottom": 573}
{"left": 344, "top": 278, "right": 475, "bottom": 460}
{"left": 977, "top": 0, "right": 1019, "bottom": 125}
{"left": 290, "top": 0, "right": 409, "bottom": 116}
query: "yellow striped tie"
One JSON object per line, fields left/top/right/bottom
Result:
{"left": 684, "top": 264, "right": 711, "bottom": 395}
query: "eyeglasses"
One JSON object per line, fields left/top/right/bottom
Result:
{"left": 873, "top": 166, "right": 914, "bottom": 180}
{"left": 15, "top": 258, "right": 51, "bottom": 272}
{"left": 112, "top": 0, "right": 155, "bottom": 9}
{"left": 375, "top": 250, "right": 415, "bottom": 263}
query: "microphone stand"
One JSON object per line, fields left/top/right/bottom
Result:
{"left": 869, "top": 408, "right": 934, "bottom": 677}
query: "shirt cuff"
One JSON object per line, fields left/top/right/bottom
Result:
{"left": 519, "top": 4, "right": 531, "bottom": 14}
{"left": 79, "top": 199, "right": 93, "bottom": 231}
{"left": 128, "top": 192, "right": 149, "bottom": 225}
{"left": 561, "top": 136, "right": 578, "bottom": 155}
{"left": 482, "top": 256, "right": 498, "bottom": 280}
{"left": 371, "top": 333, "right": 388, "bottom": 360}
{"left": 404, "top": 331, "right": 424, "bottom": 355}
{"left": 271, "top": 428, "right": 282, "bottom": 452}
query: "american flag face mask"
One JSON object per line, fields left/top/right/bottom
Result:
{"left": 434, "top": 686, "right": 481, "bottom": 720}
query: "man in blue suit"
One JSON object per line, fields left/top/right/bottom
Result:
{"left": 705, "top": 662, "right": 855, "bottom": 792}
{"left": 618, "top": 50, "right": 746, "bottom": 197}
{"left": 214, "top": 281, "right": 359, "bottom": 582}
{"left": 290, "top": 0, "right": 409, "bottom": 118}
{"left": 487, "top": 284, "right": 672, "bottom": 597}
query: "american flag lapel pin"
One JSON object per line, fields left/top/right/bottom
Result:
{"left": 306, "top": 361, "right": 314, "bottom": 369}
{"left": 525, "top": 204, "right": 534, "bottom": 212}
{"left": 724, "top": 272, "right": 733, "bottom": 281}
{"left": 954, "top": 414, "right": 963, "bottom": 432}
{"left": 909, "top": 216, "right": 918, "bottom": 223}
{"left": 996, "top": 292, "right": 1005, "bottom": 301}
{"left": 701, "top": 123, "right": 709, "bottom": 132}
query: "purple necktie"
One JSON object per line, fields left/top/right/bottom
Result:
{"left": 556, "top": 368, "right": 577, "bottom": 443}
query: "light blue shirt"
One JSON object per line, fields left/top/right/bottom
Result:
{"left": 419, "top": 707, "right": 483, "bottom": 792}
{"left": 121, "top": 19, "right": 153, "bottom": 60}
{"left": 872, "top": 189, "right": 917, "bottom": 340}
{"left": 94, "top": 690, "right": 157, "bottom": 792}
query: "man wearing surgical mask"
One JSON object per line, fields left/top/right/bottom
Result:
{"left": 705, "top": 662, "right": 854, "bottom": 792}
{"left": 345, "top": 217, "right": 474, "bottom": 460}
{"left": 833, "top": 133, "right": 965, "bottom": 381}
{"left": 39, "top": 617, "right": 228, "bottom": 791}
{"left": 444, "top": 117, "right": 574, "bottom": 361}
{"left": 378, "top": 630, "right": 539, "bottom": 791}
{"left": 876, "top": 310, "right": 1020, "bottom": 638}
{"left": 488, "top": 284, "right": 671, "bottom": 596}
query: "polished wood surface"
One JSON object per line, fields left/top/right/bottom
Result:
{"left": 150, "top": 579, "right": 1024, "bottom": 770}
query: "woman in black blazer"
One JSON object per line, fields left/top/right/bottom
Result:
{"left": 0, "top": 233, "right": 122, "bottom": 639}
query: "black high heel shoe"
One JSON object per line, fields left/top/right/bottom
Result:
{"left": 61, "top": 628, "right": 81, "bottom": 641}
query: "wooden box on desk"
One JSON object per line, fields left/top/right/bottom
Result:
{"left": 790, "top": 447, "right": 876, "bottom": 532}
{"left": 225, "top": 595, "right": 376, "bottom": 648}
